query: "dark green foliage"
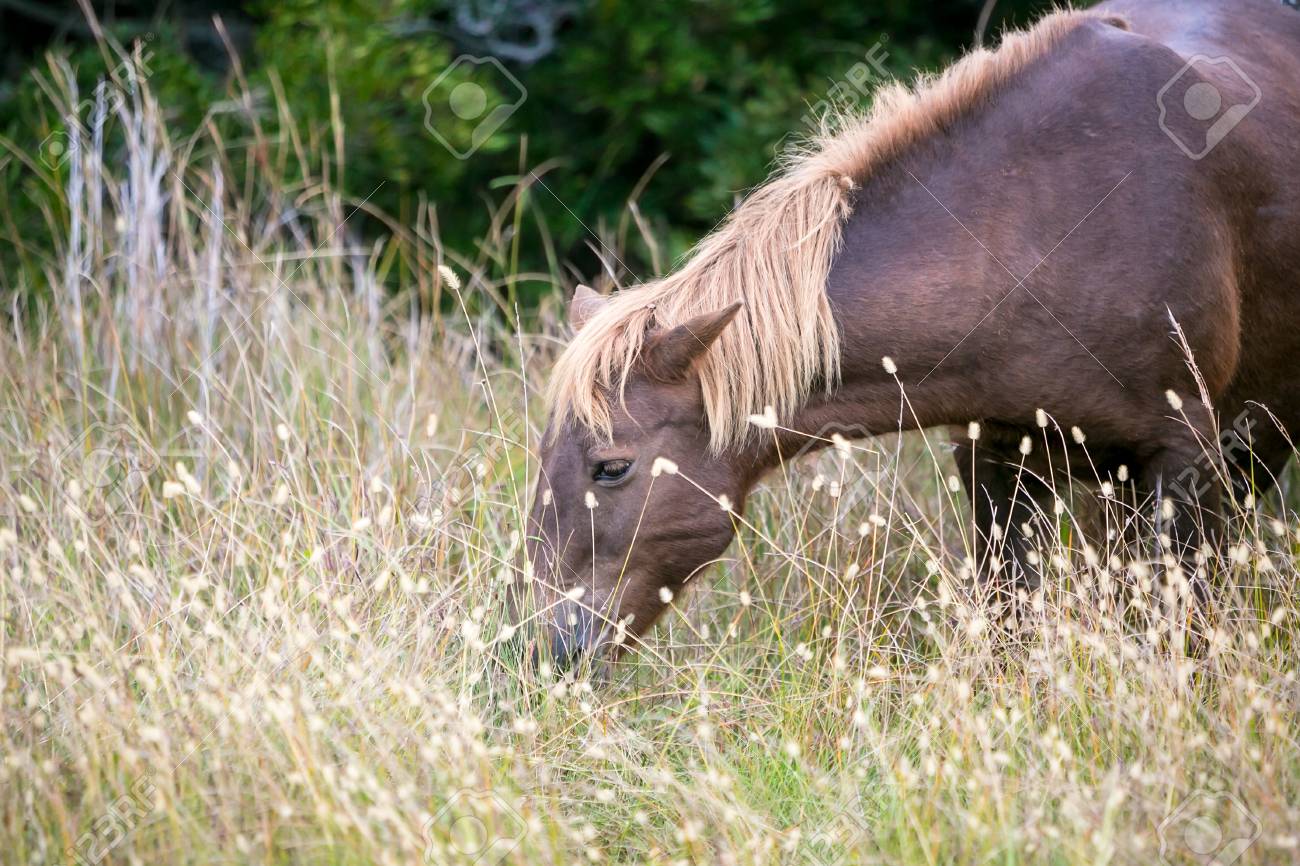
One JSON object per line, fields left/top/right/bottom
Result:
{"left": 0, "top": 0, "right": 1057, "bottom": 301}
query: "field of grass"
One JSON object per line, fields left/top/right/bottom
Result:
{"left": 3, "top": 53, "right": 1299, "bottom": 866}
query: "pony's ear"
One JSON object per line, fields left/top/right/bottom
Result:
{"left": 642, "top": 302, "right": 743, "bottom": 381}
{"left": 569, "top": 285, "right": 605, "bottom": 330}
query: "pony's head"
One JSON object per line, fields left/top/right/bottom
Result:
{"left": 519, "top": 107, "right": 848, "bottom": 669}
{"left": 525, "top": 287, "right": 749, "bottom": 668}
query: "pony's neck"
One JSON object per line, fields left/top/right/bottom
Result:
{"left": 733, "top": 298, "right": 994, "bottom": 496}
{"left": 738, "top": 380, "right": 917, "bottom": 487}
{"left": 732, "top": 162, "right": 1018, "bottom": 488}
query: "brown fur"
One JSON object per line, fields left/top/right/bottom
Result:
{"left": 528, "top": 0, "right": 1300, "bottom": 666}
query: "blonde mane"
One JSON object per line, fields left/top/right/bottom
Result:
{"left": 547, "top": 9, "right": 1126, "bottom": 451}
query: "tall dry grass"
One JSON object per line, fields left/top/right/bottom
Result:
{"left": 2, "top": 41, "right": 1299, "bottom": 866}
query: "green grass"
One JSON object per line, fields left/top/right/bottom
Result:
{"left": 3, "top": 46, "right": 1300, "bottom": 866}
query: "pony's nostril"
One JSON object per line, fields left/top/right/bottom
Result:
{"left": 548, "top": 602, "right": 594, "bottom": 671}
{"left": 548, "top": 633, "right": 580, "bottom": 672}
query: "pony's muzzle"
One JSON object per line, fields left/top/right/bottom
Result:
{"left": 541, "top": 600, "right": 597, "bottom": 672}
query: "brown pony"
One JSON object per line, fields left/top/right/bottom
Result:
{"left": 525, "top": 0, "right": 1300, "bottom": 667}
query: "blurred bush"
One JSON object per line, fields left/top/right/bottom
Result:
{"left": 0, "top": 0, "right": 1055, "bottom": 306}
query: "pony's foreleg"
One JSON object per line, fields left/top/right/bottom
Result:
{"left": 1138, "top": 433, "right": 1225, "bottom": 612}
{"left": 1134, "top": 404, "right": 1231, "bottom": 654}
{"left": 951, "top": 432, "right": 1053, "bottom": 618}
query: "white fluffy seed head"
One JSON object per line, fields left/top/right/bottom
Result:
{"left": 747, "top": 406, "right": 778, "bottom": 429}
{"left": 658, "top": 586, "right": 674, "bottom": 603}
{"left": 967, "top": 421, "right": 981, "bottom": 441}
{"left": 881, "top": 356, "right": 898, "bottom": 375}
{"left": 651, "top": 456, "right": 679, "bottom": 477}
{"left": 718, "top": 494, "right": 733, "bottom": 513}
{"left": 1165, "top": 389, "right": 1184, "bottom": 411}
{"left": 831, "top": 433, "right": 851, "bottom": 459}
{"left": 1035, "top": 408, "right": 1048, "bottom": 428}
{"left": 437, "top": 264, "right": 461, "bottom": 290}
{"left": 585, "top": 490, "right": 597, "bottom": 510}
{"left": 175, "top": 465, "right": 201, "bottom": 495}
{"left": 1070, "top": 426, "right": 1086, "bottom": 445}
{"left": 1019, "top": 436, "right": 1032, "bottom": 456}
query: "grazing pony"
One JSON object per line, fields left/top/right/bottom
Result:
{"left": 526, "top": 0, "right": 1300, "bottom": 666}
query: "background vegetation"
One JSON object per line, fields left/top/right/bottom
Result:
{"left": 0, "top": 0, "right": 1053, "bottom": 305}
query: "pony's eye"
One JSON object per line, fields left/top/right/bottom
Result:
{"left": 593, "top": 459, "right": 633, "bottom": 484}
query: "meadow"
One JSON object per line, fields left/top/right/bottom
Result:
{"left": 2, "top": 51, "right": 1299, "bottom": 866}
